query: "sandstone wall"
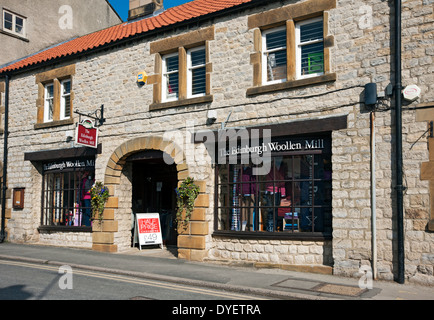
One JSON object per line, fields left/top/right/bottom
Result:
{"left": 1, "top": 0, "right": 432, "bottom": 285}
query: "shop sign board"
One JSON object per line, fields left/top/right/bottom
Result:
{"left": 43, "top": 158, "right": 95, "bottom": 173}
{"left": 219, "top": 136, "right": 327, "bottom": 157}
{"left": 75, "top": 119, "right": 98, "bottom": 148}
{"left": 134, "top": 213, "right": 163, "bottom": 249}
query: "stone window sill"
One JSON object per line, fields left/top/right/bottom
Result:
{"left": 38, "top": 226, "right": 92, "bottom": 233}
{"left": 34, "top": 118, "right": 74, "bottom": 130}
{"left": 246, "top": 73, "right": 337, "bottom": 96}
{"left": 149, "top": 95, "right": 213, "bottom": 111}
{"left": 212, "top": 230, "right": 332, "bottom": 241}
{"left": 0, "top": 29, "right": 29, "bottom": 42}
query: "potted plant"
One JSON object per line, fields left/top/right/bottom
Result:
{"left": 175, "top": 177, "right": 200, "bottom": 229}
{"left": 90, "top": 182, "right": 110, "bottom": 222}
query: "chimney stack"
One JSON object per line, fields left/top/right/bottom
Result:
{"left": 128, "top": 0, "right": 164, "bottom": 21}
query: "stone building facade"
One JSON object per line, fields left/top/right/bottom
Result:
{"left": 0, "top": 0, "right": 433, "bottom": 286}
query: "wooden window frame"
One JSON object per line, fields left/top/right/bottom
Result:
{"left": 187, "top": 46, "right": 207, "bottom": 99}
{"left": 161, "top": 52, "right": 180, "bottom": 103}
{"left": 44, "top": 83, "right": 54, "bottom": 123}
{"left": 2, "top": 9, "right": 26, "bottom": 39}
{"left": 247, "top": 0, "right": 336, "bottom": 96}
{"left": 35, "top": 65, "right": 75, "bottom": 129}
{"left": 149, "top": 26, "right": 214, "bottom": 111}
{"left": 262, "top": 26, "right": 288, "bottom": 85}
{"left": 295, "top": 17, "right": 325, "bottom": 79}
{"left": 60, "top": 79, "right": 72, "bottom": 121}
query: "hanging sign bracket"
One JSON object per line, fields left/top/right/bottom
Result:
{"left": 74, "top": 104, "right": 106, "bottom": 127}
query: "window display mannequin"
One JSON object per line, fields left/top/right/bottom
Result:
{"left": 237, "top": 165, "right": 257, "bottom": 231}
{"left": 263, "top": 158, "right": 287, "bottom": 232}
{"left": 81, "top": 172, "right": 94, "bottom": 226}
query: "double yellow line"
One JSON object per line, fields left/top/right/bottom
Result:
{"left": 0, "top": 259, "right": 269, "bottom": 300}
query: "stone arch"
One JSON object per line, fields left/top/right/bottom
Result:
{"left": 92, "top": 135, "right": 210, "bottom": 261}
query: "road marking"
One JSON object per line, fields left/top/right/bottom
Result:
{"left": 0, "top": 259, "right": 269, "bottom": 300}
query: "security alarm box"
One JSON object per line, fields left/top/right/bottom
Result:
{"left": 137, "top": 71, "right": 148, "bottom": 84}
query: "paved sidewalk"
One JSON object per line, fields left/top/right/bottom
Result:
{"left": 0, "top": 242, "right": 433, "bottom": 300}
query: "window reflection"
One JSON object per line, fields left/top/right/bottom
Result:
{"left": 216, "top": 148, "right": 332, "bottom": 235}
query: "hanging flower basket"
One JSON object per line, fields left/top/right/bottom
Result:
{"left": 176, "top": 177, "right": 200, "bottom": 229}
{"left": 90, "top": 182, "right": 110, "bottom": 222}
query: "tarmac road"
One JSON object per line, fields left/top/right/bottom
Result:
{"left": 0, "top": 259, "right": 272, "bottom": 300}
{"left": 0, "top": 242, "right": 433, "bottom": 302}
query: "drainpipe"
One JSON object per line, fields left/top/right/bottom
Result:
{"left": 394, "top": 0, "right": 405, "bottom": 284}
{"left": 0, "top": 74, "right": 9, "bottom": 243}
{"left": 371, "top": 111, "right": 377, "bottom": 280}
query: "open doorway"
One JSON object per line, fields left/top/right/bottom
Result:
{"left": 129, "top": 150, "right": 178, "bottom": 247}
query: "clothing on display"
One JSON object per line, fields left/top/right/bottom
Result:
{"left": 217, "top": 136, "right": 332, "bottom": 235}
{"left": 81, "top": 175, "right": 94, "bottom": 227}
{"left": 41, "top": 157, "right": 96, "bottom": 228}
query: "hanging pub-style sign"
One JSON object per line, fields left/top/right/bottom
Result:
{"left": 75, "top": 119, "right": 98, "bottom": 148}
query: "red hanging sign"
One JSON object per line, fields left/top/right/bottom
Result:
{"left": 75, "top": 119, "right": 98, "bottom": 148}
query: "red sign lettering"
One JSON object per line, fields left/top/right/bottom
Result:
{"left": 138, "top": 218, "right": 161, "bottom": 234}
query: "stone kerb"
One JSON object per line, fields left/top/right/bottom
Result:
{"left": 93, "top": 135, "right": 209, "bottom": 261}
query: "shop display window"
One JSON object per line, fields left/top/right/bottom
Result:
{"left": 41, "top": 159, "right": 95, "bottom": 228}
{"left": 216, "top": 139, "right": 332, "bottom": 236}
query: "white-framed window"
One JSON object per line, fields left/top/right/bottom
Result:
{"left": 187, "top": 46, "right": 206, "bottom": 98}
{"left": 44, "top": 83, "right": 54, "bottom": 123}
{"left": 60, "top": 79, "right": 71, "bottom": 120}
{"left": 162, "top": 52, "right": 179, "bottom": 102}
{"left": 296, "top": 17, "right": 324, "bottom": 79}
{"left": 3, "top": 9, "right": 26, "bottom": 37}
{"left": 262, "top": 26, "right": 287, "bottom": 85}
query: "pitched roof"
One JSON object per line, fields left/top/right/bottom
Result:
{"left": 0, "top": 0, "right": 252, "bottom": 75}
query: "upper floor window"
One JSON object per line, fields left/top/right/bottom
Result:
{"left": 261, "top": 17, "right": 324, "bottom": 86}
{"left": 247, "top": 0, "right": 336, "bottom": 96}
{"left": 60, "top": 79, "right": 72, "bottom": 120}
{"left": 149, "top": 26, "right": 214, "bottom": 111}
{"left": 44, "top": 80, "right": 71, "bottom": 123}
{"left": 187, "top": 46, "right": 206, "bottom": 97}
{"left": 296, "top": 17, "right": 324, "bottom": 78}
{"left": 162, "top": 53, "right": 179, "bottom": 102}
{"left": 161, "top": 46, "right": 207, "bottom": 103}
{"left": 35, "top": 65, "right": 76, "bottom": 129}
{"left": 3, "top": 9, "right": 26, "bottom": 38}
{"left": 44, "top": 83, "right": 54, "bottom": 123}
{"left": 262, "top": 27, "right": 287, "bottom": 84}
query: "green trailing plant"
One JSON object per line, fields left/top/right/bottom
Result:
{"left": 176, "top": 177, "right": 200, "bottom": 228}
{"left": 90, "top": 182, "right": 110, "bottom": 222}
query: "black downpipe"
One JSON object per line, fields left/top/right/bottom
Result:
{"left": 0, "top": 74, "right": 9, "bottom": 243}
{"left": 394, "top": 0, "right": 405, "bottom": 284}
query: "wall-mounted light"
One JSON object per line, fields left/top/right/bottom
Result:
{"left": 65, "top": 130, "right": 74, "bottom": 142}
{"left": 207, "top": 110, "right": 217, "bottom": 125}
{"left": 364, "top": 83, "right": 377, "bottom": 106}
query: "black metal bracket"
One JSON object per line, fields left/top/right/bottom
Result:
{"left": 430, "top": 121, "right": 433, "bottom": 138}
{"left": 74, "top": 104, "right": 106, "bottom": 127}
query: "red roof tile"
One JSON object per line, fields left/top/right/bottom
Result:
{"left": 0, "top": 0, "right": 252, "bottom": 74}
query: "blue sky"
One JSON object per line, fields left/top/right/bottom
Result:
{"left": 108, "top": 0, "right": 192, "bottom": 21}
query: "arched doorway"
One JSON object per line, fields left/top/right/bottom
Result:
{"left": 94, "top": 135, "right": 209, "bottom": 261}
{"left": 128, "top": 150, "right": 178, "bottom": 247}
